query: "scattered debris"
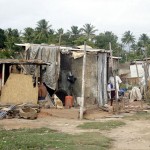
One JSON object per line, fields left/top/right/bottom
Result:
{"left": 19, "top": 107, "right": 37, "bottom": 120}
{"left": 0, "top": 103, "right": 40, "bottom": 120}
{"left": 0, "top": 105, "right": 16, "bottom": 119}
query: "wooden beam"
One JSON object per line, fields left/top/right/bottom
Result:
{"left": 80, "top": 42, "right": 86, "bottom": 120}
{"left": 109, "top": 42, "right": 113, "bottom": 69}
{"left": 2, "top": 63, "right": 5, "bottom": 87}
{"left": 35, "top": 65, "right": 38, "bottom": 87}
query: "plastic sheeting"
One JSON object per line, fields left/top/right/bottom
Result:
{"left": 26, "top": 45, "right": 60, "bottom": 90}
{"left": 129, "top": 87, "right": 142, "bottom": 102}
{"left": 72, "top": 52, "right": 84, "bottom": 59}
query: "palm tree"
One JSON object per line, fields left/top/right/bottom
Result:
{"left": 67, "top": 26, "right": 81, "bottom": 38}
{"left": 22, "top": 27, "right": 35, "bottom": 43}
{"left": 56, "top": 28, "right": 64, "bottom": 46}
{"left": 57, "top": 28, "right": 64, "bottom": 35}
{"left": 139, "top": 33, "right": 149, "bottom": 46}
{"left": 35, "top": 19, "right": 51, "bottom": 43}
{"left": 121, "top": 31, "right": 135, "bottom": 52}
{"left": 138, "top": 34, "right": 150, "bottom": 57}
{"left": 82, "top": 23, "right": 98, "bottom": 41}
{"left": 4, "top": 28, "right": 21, "bottom": 50}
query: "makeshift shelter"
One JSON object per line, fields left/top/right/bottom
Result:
{"left": 0, "top": 59, "right": 48, "bottom": 104}
{"left": 61, "top": 48, "right": 111, "bottom": 106}
{"left": 25, "top": 44, "right": 60, "bottom": 90}
{"left": 20, "top": 44, "right": 110, "bottom": 106}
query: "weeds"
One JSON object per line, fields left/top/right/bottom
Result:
{"left": 124, "top": 111, "right": 150, "bottom": 121}
{"left": 0, "top": 128, "right": 112, "bottom": 150}
{"left": 77, "top": 120, "right": 125, "bottom": 130}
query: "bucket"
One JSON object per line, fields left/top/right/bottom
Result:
{"left": 65, "top": 96, "right": 73, "bottom": 108}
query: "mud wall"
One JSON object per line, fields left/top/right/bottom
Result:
{"left": 71, "top": 54, "right": 98, "bottom": 104}
{"left": 0, "top": 74, "right": 38, "bottom": 104}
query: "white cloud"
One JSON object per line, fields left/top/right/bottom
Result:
{"left": 0, "top": 0, "right": 150, "bottom": 40}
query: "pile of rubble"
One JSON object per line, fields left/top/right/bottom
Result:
{"left": 0, "top": 103, "right": 40, "bottom": 120}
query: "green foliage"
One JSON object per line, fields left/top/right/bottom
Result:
{"left": 0, "top": 28, "right": 6, "bottom": 49}
{"left": 82, "top": 23, "right": 98, "bottom": 41}
{"left": 67, "top": 26, "right": 82, "bottom": 39}
{"left": 139, "top": 33, "right": 149, "bottom": 46}
{"left": 77, "top": 120, "right": 125, "bottom": 130}
{"left": 95, "top": 31, "right": 118, "bottom": 49}
{"left": 146, "top": 44, "right": 150, "bottom": 57}
{"left": 74, "top": 36, "right": 95, "bottom": 47}
{"left": 0, "top": 128, "right": 112, "bottom": 150}
{"left": 0, "top": 49, "right": 14, "bottom": 58}
{"left": 1, "top": 19, "right": 150, "bottom": 61}
{"left": 34, "top": 19, "right": 52, "bottom": 43}
{"left": 74, "top": 36, "right": 87, "bottom": 45}
{"left": 22, "top": 27, "right": 35, "bottom": 43}
{"left": 4, "top": 28, "right": 21, "bottom": 51}
{"left": 121, "top": 31, "right": 135, "bottom": 52}
{"left": 57, "top": 28, "right": 64, "bottom": 35}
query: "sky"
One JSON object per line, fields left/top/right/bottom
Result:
{"left": 0, "top": 0, "right": 150, "bottom": 41}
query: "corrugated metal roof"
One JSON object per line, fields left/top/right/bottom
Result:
{"left": 15, "top": 43, "right": 110, "bottom": 53}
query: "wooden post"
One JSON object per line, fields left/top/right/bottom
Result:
{"left": 122, "top": 97, "right": 125, "bottom": 110}
{"left": 135, "top": 61, "right": 139, "bottom": 81}
{"left": 143, "top": 47, "right": 149, "bottom": 102}
{"left": 80, "top": 42, "right": 86, "bottom": 120}
{"left": 40, "top": 65, "right": 42, "bottom": 83}
{"left": 109, "top": 42, "right": 119, "bottom": 114}
{"left": 109, "top": 42, "right": 113, "bottom": 69}
{"left": 135, "top": 60, "right": 141, "bottom": 108}
{"left": 135, "top": 60, "right": 142, "bottom": 108}
{"left": 143, "top": 62, "right": 148, "bottom": 101}
{"left": 145, "top": 48, "right": 149, "bottom": 78}
{"left": 2, "top": 63, "right": 5, "bottom": 87}
{"left": 59, "top": 34, "right": 62, "bottom": 46}
{"left": 114, "top": 72, "right": 119, "bottom": 114}
{"left": 35, "top": 65, "right": 38, "bottom": 87}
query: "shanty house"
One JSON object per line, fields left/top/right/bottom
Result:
{"left": 20, "top": 44, "right": 110, "bottom": 106}
{"left": 0, "top": 59, "right": 47, "bottom": 104}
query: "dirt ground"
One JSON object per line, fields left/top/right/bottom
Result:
{"left": 0, "top": 102, "right": 150, "bottom": 150}
{"left": 107, "top": 119, "right": 150, "bottom": 150}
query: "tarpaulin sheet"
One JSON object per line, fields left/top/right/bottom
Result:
{"left": 26, "top": 44, "right": 60, "bottom": 90}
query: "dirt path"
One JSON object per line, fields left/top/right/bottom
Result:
{"left": 0, "top": 113, "right": 150, "bottom": 150}
{"left": 106, "top": 119, "right": 150, "bottom": 150}
{"left": 0, "top": 116, "right": 87, "bottom": 134}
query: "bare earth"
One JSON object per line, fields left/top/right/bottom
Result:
{"left": 0, "top": 109, "right": 150, "bottom": 150}
{"left": 105, "top": 119, "right": 150, "bottom": 150}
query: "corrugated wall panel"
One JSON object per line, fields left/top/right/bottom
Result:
{"left": 97, "top": 53, "right": 107, "bottom": 106}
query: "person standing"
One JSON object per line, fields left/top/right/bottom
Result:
{"left": 108, "top": 70, "right": 122, "bottom": 105}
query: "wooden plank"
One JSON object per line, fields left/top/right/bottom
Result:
{"left": 101, "top": 53, "right": 107, "bottom": 105}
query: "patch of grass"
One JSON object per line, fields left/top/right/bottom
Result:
{"left": 77, "top": 120, "right": 126, "bottom": 130}
{"left": 0, "top": 128, "right": 112, "bottom": 150}
{"left": 124, "top": 111, "right": 150, "bottom": 121}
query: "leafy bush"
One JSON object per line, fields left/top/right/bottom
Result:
{"left": 0, "top": 49, "right": 14, "bottom": 58}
